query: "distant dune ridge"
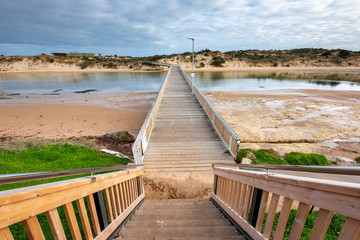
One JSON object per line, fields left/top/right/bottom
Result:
{"left": 1, "top": 48, "right": 360, "bottom": 72}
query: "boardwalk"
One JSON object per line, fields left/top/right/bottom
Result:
{"left": 143, "top": 66, "right": 234, "bottom": 173}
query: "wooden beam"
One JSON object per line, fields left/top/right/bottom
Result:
{"left": 263, "top": 193, "right": 280, "bottom": 239}
{"left": 0, "top": 227, "right": 14, "bottom": 240}
{"left": 76, "top": 198, "right": 93, "bottom": 240}
{"left": 45, "top": 208, "right": 66, "bottom": 240}
{"left": 63, "top": 202, "right": 82, "bottom": 240}
{"left": 288, "top": 202, "right": 311, "bottom": 240}
{"left": 338, "top": 217, "right": 360, "bottom": 240}
{"left": 273, "top": 197, "right": 294, "bottom": 240}
{"left": 22, "top": 216, "right": 45, "bottom": 240}
{"left": 309, "top": 208, "right": 334, "bottom": 240}
{"left": 86, "top": 195, "right": 101, "bottom": 236}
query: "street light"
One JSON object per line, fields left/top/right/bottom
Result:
{"left": 188, "top": 37, "right": 195, "bottom": 94}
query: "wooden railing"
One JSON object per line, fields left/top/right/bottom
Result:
{"left": 132, "top": 66, "right": 172, "bottom": 164}
{"left": 0, "top": 167, "right": 144, "bottom": 240}
{"left": 178, "top": 67, "right": 240, "bottom": 158}
{"left": 211, "top": 165, "right": 360, "bottom": 240}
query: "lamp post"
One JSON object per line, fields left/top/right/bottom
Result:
{"left": 188, "top": 37, "right": 195, "bottom": 94}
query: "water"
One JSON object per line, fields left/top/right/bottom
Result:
{"left": 0, "top": 72, "right": 166, "bottom": 94}
{"left": 1, "top": 71, "right": 360, "bottom": 95}
{"left": 192, "top": 71, "right": 360, "bottom": 91}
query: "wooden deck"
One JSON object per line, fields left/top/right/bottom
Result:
{"left": 143, "top": 66, "right": 234, "bottom": 172}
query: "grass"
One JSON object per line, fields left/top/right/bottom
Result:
{"left": 0, "top": 143, "right": 131, "bottom": 191}
{"left": 261, "top": 210, "right": 346, "bottom": 239}
{"left": 0, "top": 143, "right": 131, "bottom": 239}
{"left": 236, "top": 148, "right": 329, "bottom": 166}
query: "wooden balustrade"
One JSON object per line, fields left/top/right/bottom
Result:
{"left": 212, "top": 166, "right": 360, "bottom": 240}
{"left": 132, "top": 66, "right": 172, "bottom": 164}
{"left": 178, "top": 67, "right": 240, "bottom": 158}
{"left": 0, "top": 168, "right": 144, "bottom": 240}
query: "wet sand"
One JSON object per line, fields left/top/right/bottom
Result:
{"left": 205, "top": 89, "right": 360, "bottom": 162}
{"left": 0, "top": 93, "right": 155, "bottom": 139}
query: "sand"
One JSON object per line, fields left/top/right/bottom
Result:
{"left": 205, "top": 89, "right": 360, "bottom": 162}
{"left": 0, "top": 92, "right": 155, "bottom": 139}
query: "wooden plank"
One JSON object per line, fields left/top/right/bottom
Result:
{"left": 63, "top": 202, "right": 82, "bottom": 240}
{"left": 235, "top": 182, "right": 243, "bottom": 213}
{"left": 122, "top": 182, "right": 129, "bottom": 209}
{"left": 46, "top": 208, "right": 66, "bottom": 240}
{"left": 273, "top": 197, "right": 294, "bottom": 240}
{"left": 211, "top": 193, "right": 266, "bottom": 240}
{"left": 288, "top": 202, "right": 311, "bottom": 240}
{"left": 86, "top": 195, "right": 101, "bottom": 236}
{"left": 114, "top": 184, "right": 122, "bottom": 214}
{"left": 0, "top": 227, "right": 14, "bottom": 240}
{"left": 263, "top": 193, "right": 280, "bottom": 238}
{"left": 109, "top": 186, "right": 118, "bottom": 217}
{"left": 243, "top": 186, "right": 253, "bottom": 220}
{"left": 76, "top": 198, "right": 93, "bottom": 240}
{"left": 255, "top": 190, "right": 269, "bottom": 232}
{"left": 230, "top": 181, "right": 238, "bottom": 209}
{"left": 238, "top": 184, "right": 248, "bottom": 216}
{"left": 226, "top": 180, "right": 233, "bottom": 205}
{"left": 22, "top": 216, "right": 45, "bottom": 240}
{"left": 104, "top": 188, "right": 114, "bottom": 222}
{"left": 214, "top": 168, "right": 360, "bottom": 220}
{"left": 338, "top": 217, "right": 360, "bottom": 240}
{"left": 118, "top": 183, "right": 126, "bottom": 211}
{"left": 309, "top": 209, "right": 334, "bottom": 240}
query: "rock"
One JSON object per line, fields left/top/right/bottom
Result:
{"left": 247, "top": 152, "right": 256, "bottom": 160}
{"left": 335, "top": 156, "right": 355, "bottom": 163}
{"left": 241, "top": 158, "right": 252, "bottom": 164}
{"left": 100, "top": 148, "right": 131, "bottom": 160}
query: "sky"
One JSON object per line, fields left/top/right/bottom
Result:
{"left": 0, "top": 0, "right": 359, "bottom": 56}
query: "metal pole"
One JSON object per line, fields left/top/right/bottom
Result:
{"left": 188, "top": 38, "right": 195, "bottom": 94}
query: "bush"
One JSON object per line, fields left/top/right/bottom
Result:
{"left": 252, "top": 149, "right": 287, "bottom": 165}
{"left": 236, "top": 148, "right": 253, "bottom": 162}
{"left": 210, "top": 56, "right": 225, "bottom": 67}
{"left": 355, "top": 157, "right": 360, "bottom": 163}
{"left": 285, "top": 152, "right": 329, "bottom": 165}
{"left": 338, "top": 50, "right": 350, "bottom": 59}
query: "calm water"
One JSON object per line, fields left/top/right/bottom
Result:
{"left": 1, "top": 71, "right": 360, "bottom": 94}
{"left": 0, "top": 72, "right": 166, "bottom": 94}
{"left": 192, "top": 71, "right": 360, "bottom": 91}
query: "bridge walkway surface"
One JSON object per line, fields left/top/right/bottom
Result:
{"left": 143, "top": 66, "right": 234, "bottom": 173}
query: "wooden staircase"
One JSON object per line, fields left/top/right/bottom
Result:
{"left": 116, "top": 198, "right": 245, "bottom": 239}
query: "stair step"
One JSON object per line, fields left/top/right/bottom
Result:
{"left": 131, "top": 212, "right": 223, "bottom": 221}
{"left": 124, "top": 219, "right": 231, "bottom": 228}
{"left": 120, "top": 226, "right": 241, "bottom": 238}
{"left": 118, "top": 237, "right": 244, "bottom": 240}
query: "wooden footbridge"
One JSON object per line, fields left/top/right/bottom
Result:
{"left": 0, "top": 65, "right": 359, "bottom": 240}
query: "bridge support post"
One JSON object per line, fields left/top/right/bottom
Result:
{"left": 93, "top": 191, "right": 109, "bottom": 230}
{"left": 248, "top": 188, "right": 263, "bottom": 227}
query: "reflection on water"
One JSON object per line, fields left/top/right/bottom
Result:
{"left": 190, "top": 71, "right": 360, "bottom": 91}
{"left": 0, "top": 72, "right": 166, "bottom": 94}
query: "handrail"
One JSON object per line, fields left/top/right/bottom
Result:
{"left": 0, "top": 164, "right": 143, "bottom": 185}
{"left": 132, "top": 65, "right": 172, "bottom": 164}
{"left": 213, "top": 163, "right": 360, "bottom": 175}
{"left": 0, "top": 168, "right": 145, "bottom": 239}
{"left": 178, "top": 66, "right": 240, "bottom": 158}
{"left": 212, "top": 166, "right": 360, "bottom": 240}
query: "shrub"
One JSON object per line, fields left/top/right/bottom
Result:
{"left": 285, "top": 152, "right": 329, "bottom": 165}
{"left": 355, "top": 157, "right": 360, "bottom": 163}
{"left": 338, "top": 50, "right": 350, "bottom": 59}
{"left": 210, "top": 56, "right": 225, "bottom": 67}
{"left": 252, "top": 149, "right": 287, "bottom": 165}
{"left": 236, "top": 148, "right": 253, "bottom": 162}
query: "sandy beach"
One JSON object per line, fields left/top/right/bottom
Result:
{"left": 0, "top": 92, "right": 155, "bottom": 139}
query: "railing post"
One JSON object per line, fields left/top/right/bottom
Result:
{"left": 248, "top": 188, "right": 263, "bottom": 227}
{"left": 136, "top": 176, "right": 141, "bottom": 197}
{"left": 214, "top": 175, "right": 219, "bottom": 195}
{"left": 93, "top": 191, "right": 108, "bottom": 230}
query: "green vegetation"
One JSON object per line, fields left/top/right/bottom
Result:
{"left": 210, "top": 56, "right": 226, "bottom": 67}
{"left": 285, "top": 152, "right": 329, "bottom": 166}
{"left": 0, "top": 143, "right": 130, "bottom": 191}
{"left": 355, "top": 157, "right": 360, "bottom": 163}
{"left": 262, "top": 210, "right": 346, "bottom": 239}
{"left": 236, "top": 148, "right": 330, "bottom": 166}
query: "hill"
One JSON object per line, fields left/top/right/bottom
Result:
{"left": 1, "top": 48, "right": 360, "bottom": 72}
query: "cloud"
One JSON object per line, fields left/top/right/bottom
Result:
{"left": 0, "top": 0, "right": 359, "bottom": 56}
